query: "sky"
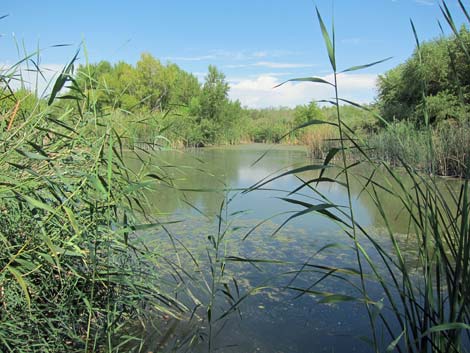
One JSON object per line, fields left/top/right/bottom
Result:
{"left": 0, "top": 0, "right": 467, "bottom": 108}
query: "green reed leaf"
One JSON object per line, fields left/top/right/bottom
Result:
{"left": 7, "top": 266, "right": 31, "bottom": 309}
{"left": 20, "top": 194, "right": 56, "bottom": 213}
{"left": 341, "top": 57, "right": 392, "bottom": 73}
{"left": 316, "top": 7, "right": 336, "bottom": 71}
{"left": 274, "top": 76, "right": 334, "bottom": 88}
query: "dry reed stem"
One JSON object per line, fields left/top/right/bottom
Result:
{"left": 6, "top": 101, "right": 20, "bottom": 131}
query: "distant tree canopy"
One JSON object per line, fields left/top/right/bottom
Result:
{"left": 3, "top": 52, "right": 378, "bottom": 147}
{"left": 377, "top": 27, "right": 470, "bottom": 125}
{"left": 75, "top": 53, "right": 247, "bottom": 146}
{"left": 76, "top": 53, "right": 201, "bottom": 113}
{"left": 294, "top": 102, "right": 323, "bottom": 126}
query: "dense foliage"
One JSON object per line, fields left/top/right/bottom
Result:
{"left": 377, "top": 27, "right": 470, "bottom": 125}
{"left": 75, "top": 55, "right": 249, "bottom": 146}
{"left": 370, "top": 26, "right": 470, "bottom": 176}
{"left": 0, "top": 66, "right": 188, "bottom": 351}
{"left": 72, "top": 53, "right": 380, "bottom": 148}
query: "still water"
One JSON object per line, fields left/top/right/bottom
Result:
{"left": 128, "top": 144, "right": 423, "bottom": 353}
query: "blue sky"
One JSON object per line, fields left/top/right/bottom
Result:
{"left": 0, "top": 0, "right": 466, "bottom": 108}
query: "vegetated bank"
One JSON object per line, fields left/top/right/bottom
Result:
{"left": 0, "top": 53, "right": 200, "bottom": 351}
{"left": 5, "top": 25, "right": 469, "bottom": 178}
{"left": 79, "top": 28, "right": 470, "bottom": 178}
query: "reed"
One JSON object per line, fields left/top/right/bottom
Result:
{"left": 302, "top": 124, "right": 337, "bottom": 159}
{"left": 257, "top": 1, "right": 470, "bottom": 352}
{"left": 0, "top": 47, "right": 190, "bottom": 352}
{"left": 368, "top": 120, "right": 470, "bottom": 177}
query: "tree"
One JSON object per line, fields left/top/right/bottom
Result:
{"left": 195, "top": 65, "right": 232, "bottom": 143}
{"left": 199, "top": 65, "right": 229, "bottom": 123}
{"left": 135, "top": 53, "right": 166, "bottom": 112}
{"left": 294, "top": 101, "right": 323, "bottom": 126}
{"left": 293, "top": 101, "right": 324, "bottom": 138}
{"left": 377, "top": 27, "right": 470, "bottom": 125}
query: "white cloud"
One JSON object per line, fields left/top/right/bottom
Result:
{"left": 229, "top": 73, "right": 378, "bottom": 108}
{"left": 225, "top": 72, "right": 292, "bottom": 84}
{"left": 166, "top": 49, "right": 303, "bottom": 64}
{"left": 226, "top": 61, "right": 315, "bottom": 69}
{"left": 225, "top": 64, "right": 249, "bottom": 69}
{"left": 164, "top": 55, "right": 217, "bottom": 62}
{"left": 253, "top": 61, "right": 315, "bottom": 69}
{"left": 253, "top": 51, "right": 269, "bottom": 58}
{"left": 414, "top": 0, "right": 434, "bottom": 5}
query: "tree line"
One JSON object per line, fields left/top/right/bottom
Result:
{"left": 2, "top": 27, "right": 469, "bottom": 153}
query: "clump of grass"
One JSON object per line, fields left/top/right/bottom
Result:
{"left": 368, "top": 121, "right": 430, "bottom": 168}
{"left": 0, "top": 47, "right": 189, "bottom": 352}
{"left": 368, "top": 120, "right": 470, "bottom": 177}
{"left": 433, "top": 120, "right": 470, "bottom": 177}
{"left": 302, "top": 124, "right": 337, "bottom": 159}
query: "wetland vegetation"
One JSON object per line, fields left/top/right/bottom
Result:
{"left": 1, "top": 1, "right": 470, "bottom": 352}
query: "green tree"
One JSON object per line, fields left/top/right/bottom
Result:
{"left": 377, "top": 27, "right": 470, "bottom": 125}
{"left": 293, "top": 101, "right": 324, "bottom": 138}
{"left": 196, "top": 65, "right": 231, "bottom": 143}
{"left": 294, "top": 101, "right": 323, "bottom": 126}
{"left": 135, "top": 53, "right": 166, "bottom": 112}
{"left": 199, "top": 65, "right": 229, "bottom": 122}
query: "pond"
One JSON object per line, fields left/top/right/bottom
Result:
{"left": 126, "top": 144, "right": 438, "bottom": 353}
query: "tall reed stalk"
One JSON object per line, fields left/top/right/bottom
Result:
{"left": 254, "top": 1, "right": 470, "bottom": 352}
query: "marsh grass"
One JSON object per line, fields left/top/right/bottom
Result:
{"left": 0, "top": 45, "right": 198, "bottom": 352}
{"left": 302, "top": 124, "right": 337, "bottom": 159}
{"left": 368, "top": 120, "right": 470, "bottom": 177}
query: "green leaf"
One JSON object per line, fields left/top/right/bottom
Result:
{"left": 130, "top": 221, "right": 182, "bottom": 231}
{"left": 316, "top": 7, "right": 336, "bottom": 71}
{"left": 427, "top": 323, "right": 470, "bottom": 333}
{"left": 410, "top": 19, "right": 421, "bottom": 52}
{"left": 318, "top": 294, "right": 357, "bottom": 304}
{"left": 48, "top": 49, "right": 80, "bottom": 105}
{"left": 274, "top": 77, "right": 333, "bottom": 88}
{"left": 15, "top": 149, "right": 50, "bottom": 161}
{"left": 46, "top": 116, "right": 77, "bottom": 133}
{"left": 458, "top": 0, "right": 470, "bottom": 24}
{"left": 7, "top": 266, "right": 31, "bottom": 309}
{"left": 63, "top": 206, "right": 80, "bottom": 235}
{"left": 146, "top": 173, "right": 165, "bottom": 181}
{"left": 246, "top": 164, "right": 330, "bottom": 192}
{"left": 279, "top": 197, "right": 351, "bottom": 228}
{"left": 386, "top": 330, "right": 405, "bottom": 352}
{"left": 288, "top": 287, "right": 357, "bottom": 302}
{"left": 288, "top": 177, "right": 346, "bottom": 196}
{"left": 21, "top": 194, "right": 56, "bottom": 213}
{"left": 319, "top": 147, "right": 341, "bottom": 180}
{"left": 272, "top": 202, "right": 340, "bottom": 235}
{"left": 341, "top": 57, "right": 392, "bottom": 73}
{"left": 88, "top": 175, "right": 107, "bottom": 196}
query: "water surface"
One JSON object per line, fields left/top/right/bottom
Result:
{"left": 128, "top": 144, "right": 429, "bottom": 353}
